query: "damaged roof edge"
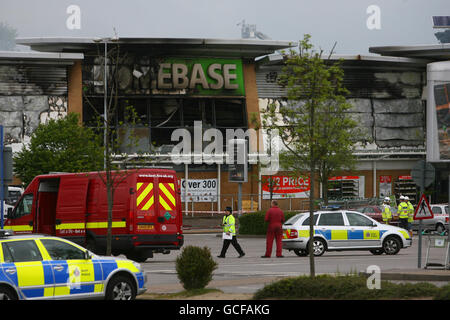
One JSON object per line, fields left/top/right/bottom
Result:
{"left": 256, "top": 53, "right": 430, "bottom": 66}
{"left": 369, "top": 43, "right": 450, "bottom": 60}
{"left": 16, "top": 37, "right": 296, "bottom": 58}
{"left": 0, "top": 51, "right": 84, "bottom": 61}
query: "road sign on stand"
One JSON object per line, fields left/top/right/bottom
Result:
{"left": 414, "top": 194, "right": 434, "bottom": 220}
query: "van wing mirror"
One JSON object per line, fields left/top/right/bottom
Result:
{"left": 7, "top": 207, "right": 12, "bottom": 218}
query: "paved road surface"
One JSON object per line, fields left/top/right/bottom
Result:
{"left": 140, "top": 233, "right": 449, "bottom": 295}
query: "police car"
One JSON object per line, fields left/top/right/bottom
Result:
{"left": 0, "top": 230, "right": 147, "bottom": 300}
{"left": 282, "top": 210, "right": 412, "bottom": 256}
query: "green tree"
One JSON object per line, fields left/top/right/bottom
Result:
{"left": 13, "top": 113, "right": 104, "bottom": 186}
{"left": 0, "top": 22, "right": 18, "bottom": 51}
{"left": 84, "top": 39, "right": 146, "bottom": 258}
{"left": 263, "top": 35, "right": 368, "bottom": 277}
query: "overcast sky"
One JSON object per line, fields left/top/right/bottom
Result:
{"left": 0, "top": 0, "right": 447, "bottom": 54}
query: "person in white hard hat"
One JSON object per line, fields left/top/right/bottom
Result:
{"left": 381, "top": 197, "right": 392, "bottom": 225}
{"left": 398, "top": 195, "right": 409, "bottom": 230}
{"left": 405, "top": 196, "right": 414, "bottom": 237}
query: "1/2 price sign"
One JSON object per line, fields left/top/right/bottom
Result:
{"left": 262, "top": 175, "right": 310, "bottom": 199}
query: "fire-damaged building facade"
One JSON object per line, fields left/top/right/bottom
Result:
{"left": 256, "top": 53, "right": 429, "bottom": 205}
{"left": 3, "top": 38, "right": 449, "bottom": 210}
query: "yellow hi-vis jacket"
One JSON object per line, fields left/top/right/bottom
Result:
{"left": 398, "top": 202, "right": 409, "bottom": 219}
{"left": 407, "top": 201, "right": 415, "bottom": 222}
{"left": 223, "top": 214, "right": 236, "bottom": 236}
{"left": 382, "top": 204, "right": 392, "bottom": 222}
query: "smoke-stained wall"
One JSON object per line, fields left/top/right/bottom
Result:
{"left": 256, "top": 59, "right": 426, "bottom": 149}
{"left": 0, "top": 63, "right": 68, "bottom": 145}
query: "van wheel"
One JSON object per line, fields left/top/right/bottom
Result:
{"left": 126, "top": 250, "right": 152, "bottom": 262}
{"left": 383, "top": 236, "right": 401, "bottom": 255}
{"left": 293, "top": 249, "right": 308, "bottom": 257}
{"left": 105, "top": 275, "right": 136, "bottom": 300}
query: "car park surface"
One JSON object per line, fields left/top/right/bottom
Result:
{"left": 282, "top": 210, "right": 412, "bottom": 256}
{"left": 0, "top": 230, "right": 147, "bottom": 300}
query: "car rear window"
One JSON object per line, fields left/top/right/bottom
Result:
{"left": 317, "top": 212, "right": 345, "bottom": 226}
{"left": 432, "top": 207, "right": 442, "bottom": 214}
{"left": 302, "top": 214, "right": 319, "bottom": 226}
{"left": 284, "top": 213, "right": 305, "bottom": 225}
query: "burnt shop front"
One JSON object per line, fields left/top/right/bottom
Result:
{"left": 58, "top": 38, "right": 294, "bottom": 213}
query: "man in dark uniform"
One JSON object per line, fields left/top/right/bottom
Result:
{"left": 262, "top": 200, "right": 285, "bottom": 258}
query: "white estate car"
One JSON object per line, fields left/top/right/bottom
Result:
{"left": 411, "top": 204, "right": 449, "bottom": 233}
{"left": 282, "top": 210, "right": 412, "bottom": 256}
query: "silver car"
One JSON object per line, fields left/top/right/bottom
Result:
{"left": 411, "top": 204, "right": 449, "bottom": 233}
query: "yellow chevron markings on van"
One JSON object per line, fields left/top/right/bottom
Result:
{"left": 136, "top": 183, "right": 153, "bottom": 207}
{"left": 160, "top": 183, "right": 175, "bottom": 206}
{"left": 141, "top": 196, "right": 154, "bottom": 211}
{"left": 159, "top": 196, "right": 172, "bottom": 211}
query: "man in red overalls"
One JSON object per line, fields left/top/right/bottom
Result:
{"left": 262, "top": 200, "right": 285, "bottom": 258}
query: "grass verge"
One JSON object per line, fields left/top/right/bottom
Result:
{"left": 140, "top": 288, "right": 223, "bottom": 300}
{"left": 253, "top": 274, "right": 449, "bottom": 300}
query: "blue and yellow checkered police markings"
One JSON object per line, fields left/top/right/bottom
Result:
{"left": 282, "top": 210, "right": 412, "bottom": 257}
{"left": 0, "top": 232, "right": 147, "bottom": 300}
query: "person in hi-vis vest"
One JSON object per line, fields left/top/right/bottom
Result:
{"left": 397, "top": 195, "right": 409, "bottom": 230}
{"left": 405, "top": 196, "right": 415, "bottom": 237}
{"left": 217, "top": 207, "right": 245, "bottom": 258}
{"left": 381, "top": 197, "right": 392, "bottom": 225}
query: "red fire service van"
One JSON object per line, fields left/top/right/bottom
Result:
{"left": 4, "top": 169, "right": 183, "bottom": 262}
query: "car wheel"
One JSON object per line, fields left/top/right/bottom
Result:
{"left": 0, "top": 286, "right": 17, "bottom": 300}
{"left": 436, "top": 223, "right": 445, "bottom": 234}
{"left": 369, "top": 248, "right": 384, "bottom": 255}
{"left": 309, "top": 238, "right": 326, "bottom": 257}
{"left": 383, "top": 236, "right": 401, "bottom": 255}
{"left": 105, "top": 275, "right": 136, "bottom": 300}
{"left": 293, "top": 249, "right": 308, "bottom": 257}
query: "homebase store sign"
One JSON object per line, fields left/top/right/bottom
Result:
{"left": 156, "top": 58, "right": 245, "bottom": 96}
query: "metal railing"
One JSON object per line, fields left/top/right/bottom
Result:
{"left": 181, "top": 194, "right": 385, "bottom": 216}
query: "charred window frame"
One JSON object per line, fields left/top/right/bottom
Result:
{"left": 82, "top": 97, "right": 247, "bottom": 153}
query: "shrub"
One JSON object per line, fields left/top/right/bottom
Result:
{"left": 176, "top": 245, "right": 218, "bottom": 290}
{"left": 238, "top": 211, "right": 300, "bottom": 235}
